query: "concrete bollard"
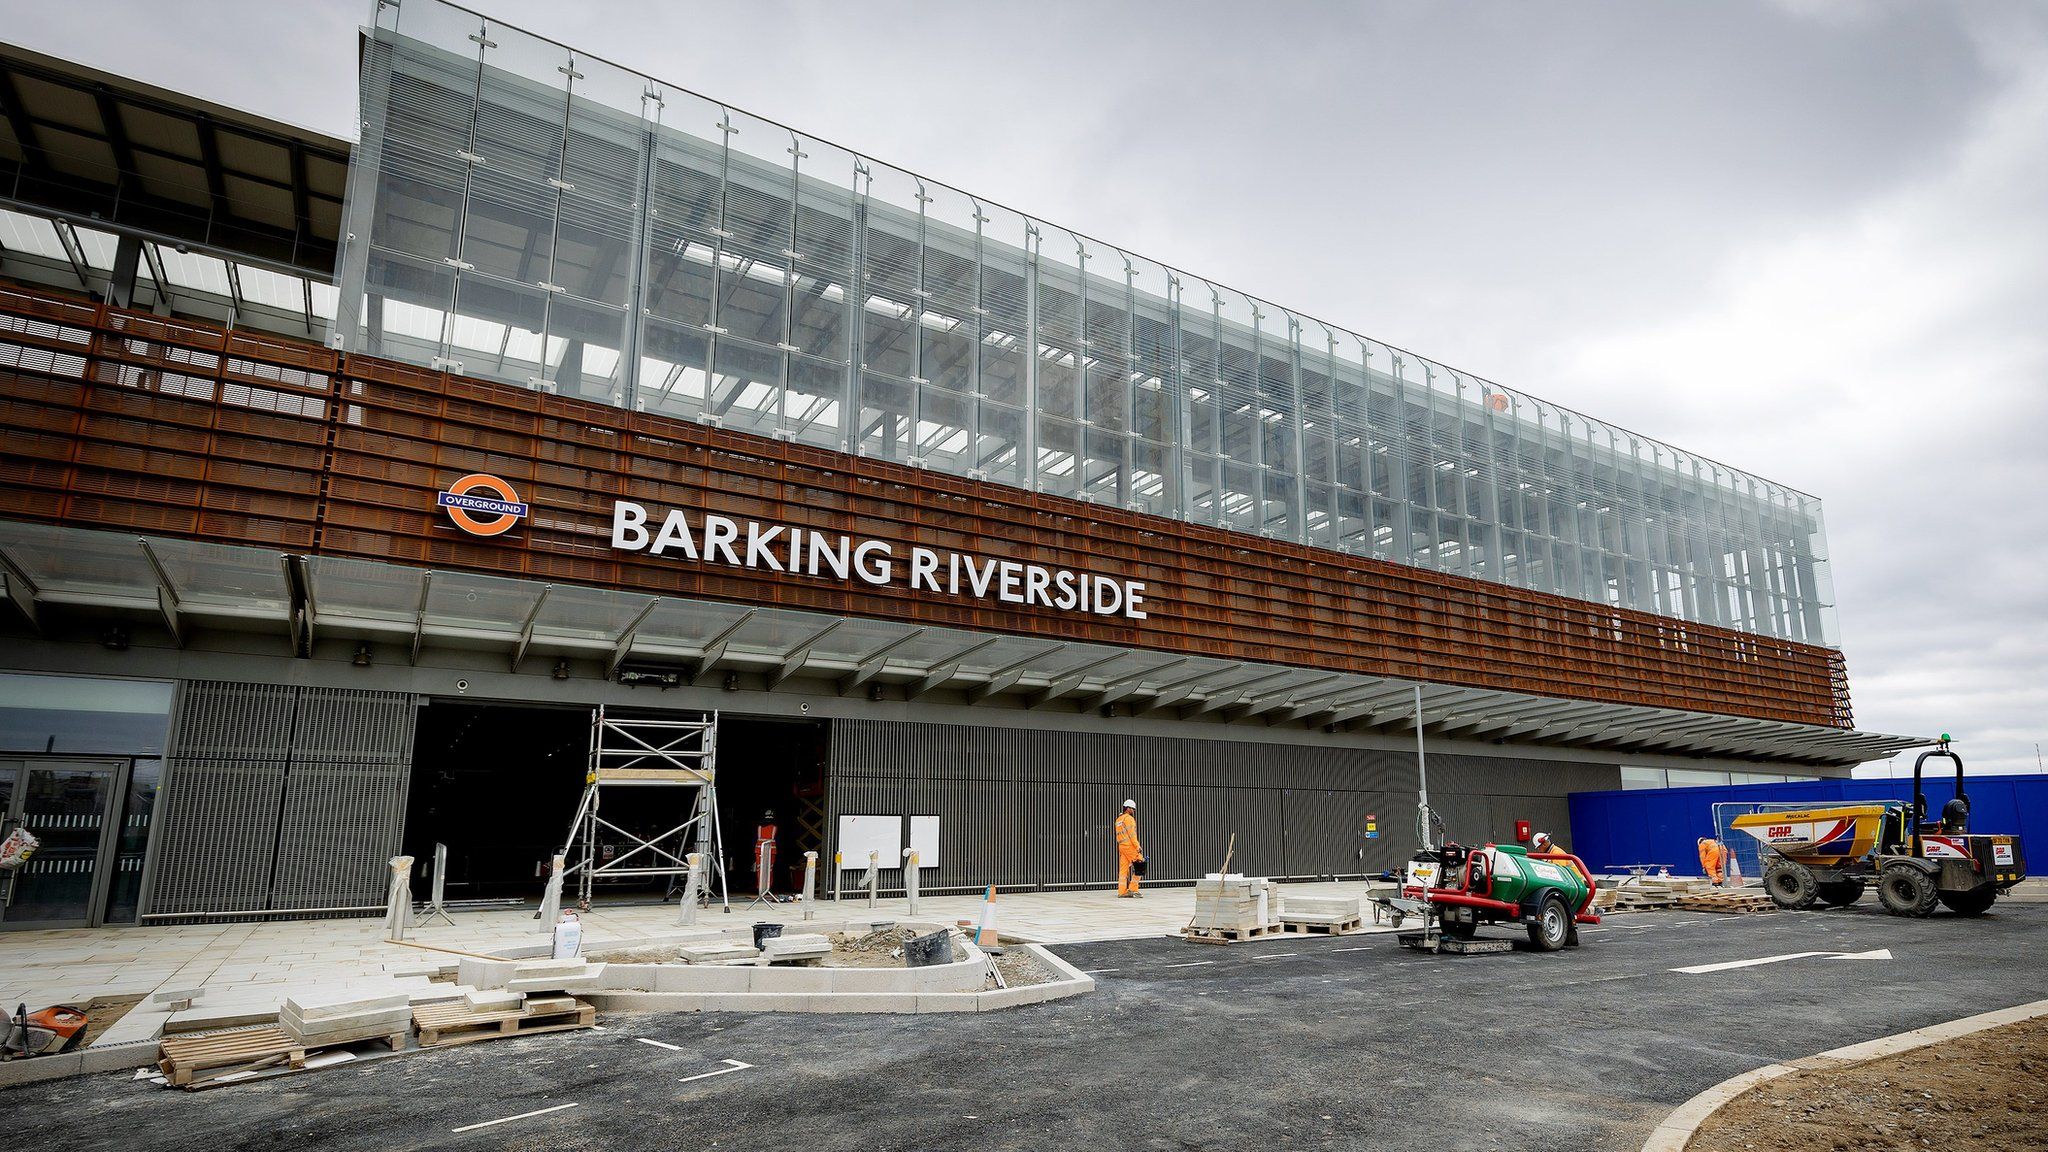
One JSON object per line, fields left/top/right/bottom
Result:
{"left": 903, "top": 848, "right": 920, "bottom": 916}
{"left": 538, "top": 853, "right": 566, "bottom": 933}
{"left": 866, "top": 850, "right": 879, "bottom": 911}
{"left": 678, "top": 852, "right": 703, "bottom": 926}
{"left": 384, "top": 855, "right": 415, "bottom": 940}
{"left": 801, "top": 851, "right": 818, "bottom": 921}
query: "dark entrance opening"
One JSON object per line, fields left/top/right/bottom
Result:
{"left": 712, "top": 716, "right": 829, "bottom": 897}
{"left": 403, "top": 700, "right": 592, "bottom": 902}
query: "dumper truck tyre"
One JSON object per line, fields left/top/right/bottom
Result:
{"left": 1763, "top": 859, "right": 1819, "bottom": 909}
{"left": 1937, "top": 887, "right": 1997, "bottom": 917}
{"left": 1878, "top": 863, "right": 1938, "bottom": 917}
{"left": 1816, "top": 879, "right": 1866, "bottom": 907}
{"left": 1527, "top": 894, "right": 1570, "bottom": 952}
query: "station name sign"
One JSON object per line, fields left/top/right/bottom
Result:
{"left": 610, "top": 501, "right": 1149, "bottom": 619}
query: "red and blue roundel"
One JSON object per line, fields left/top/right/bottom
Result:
{"left": 437, "top": 473, "right": 528, "bottom": 537}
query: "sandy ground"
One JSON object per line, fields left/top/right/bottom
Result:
{"left": 1687, "top": 1015, "right": 2048, "bottom": 1152}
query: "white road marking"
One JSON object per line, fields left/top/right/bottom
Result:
{"left": 1161, "top": 960, "right": 1216, "bottom": 968}
{"left": 1672, "top": 947, "right": 1891, "bottom": 975}
{"left": 678, "top": 1059, "right": 754, "bottom": 1084}
{"left": 451, "top": 1102, "right": 579, "bottom": 1133}
{"left": 1081, "top": 968, "right": 1120, "bottom": 975}
{"left": 636, "top": 1038, "right": 683, "bottom": 1052}
{"left": 1252, "top": 952, "right": 1300, "bottom": 960}
{"left": 1329, "top": 945, "right": 1378, "bottom": 952}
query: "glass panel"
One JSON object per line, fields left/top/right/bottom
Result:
{"left": 1619, "top": 766, "right": 1667, "bottom": 790}
{"left": 0, "top": 674, "right": 174, "bottom": 756}
{"left": 102, "top": 758, "right": 159, "bottom": 925}
{"left": 4, "top": 764, "right": 114, "bottom": 924}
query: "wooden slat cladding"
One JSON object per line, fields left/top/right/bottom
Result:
{"left": 0, "top": 284, "right": 1854, "bottom": 727}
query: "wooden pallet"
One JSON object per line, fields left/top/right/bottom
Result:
{"left": 1280, "top": 916, "right": 1365, "bottom": 936}
{"left": 1182, "top": 922, "right": 1285, "bottom": 945}
{"left": 158, "top": 1026, "right": 306, "bottom": 1088}
{"left": 1673, "top": 891, "right": 1777, "bottom": 915}
{"left": 413, "top": 999, "right": 596, "bottom": 1048}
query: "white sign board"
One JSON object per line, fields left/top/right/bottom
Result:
{"left": 909, "top": 815, "right": 940, "bottom": 870}
{"left": 836, "top": 815, "right": 901, "bottom": 871}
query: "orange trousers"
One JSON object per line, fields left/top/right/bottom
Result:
{"left": 1118, "top": 854, "right": 1142, "bottom": 895}
{"left": 1698, "top": 840, "right": 1726, "bottom": 885}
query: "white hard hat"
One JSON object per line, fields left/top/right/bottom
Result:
{"left": 1122, "top": 798, "right": 1136, "bottom": 809}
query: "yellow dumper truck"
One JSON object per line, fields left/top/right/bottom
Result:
{"left": 1732, "top": 739, "right": 2025, "bottom": 917}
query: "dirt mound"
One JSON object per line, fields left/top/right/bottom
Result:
{"left": 1687, "top": 1014, "right": 2048, "bottom": 1152}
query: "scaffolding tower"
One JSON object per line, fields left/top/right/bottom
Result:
{"left": 557, "top": 707, "right": 728, "bottom": 912}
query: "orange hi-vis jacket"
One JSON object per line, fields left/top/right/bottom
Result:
{"left": 1115, "top": 811, "right": 1142, "bottom": 861}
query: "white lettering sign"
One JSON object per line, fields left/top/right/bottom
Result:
{"left": 610, "top": 501, "right": 1149, "bottom": 620}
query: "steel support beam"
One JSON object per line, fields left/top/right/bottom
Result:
{"left": 408, "top": 571, "right": 433, "bottom": 665}
{"left": 906, "top": 635, "right": 1003, "bottom": 700}
{"left": 767, "top": 617, "right": 847, "bottom": 689}
{"left": 687, "top": 607, "right": 760, "bottom": 683}
{"left": 1024, "top": 651, "right": 1132, "bottom": 709}
{"left": 0, "top": 546, "right": 40, "bottom": 633}
{"left": 966, "top": 643, "right": 1069, "bottom": 704}
{"left": 836, "top": 627, "right": 928, "bottom": 694}
{"left": 607, "top": 597, "right": 663, "bottom": 678}
{"left": 510, "top": 584, "right": 554, "bottom": 672}
{"left": 1082, "top": 656, "right": 1192, "bottom": 711}
{"left": 136, "top": 537, "right": 183, "bottom": 648}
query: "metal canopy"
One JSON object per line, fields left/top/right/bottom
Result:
{"left": 0, "top": 41, "right": 350, "bottom": 277}
{"left": 0, "top": 520, "right": 1930, "bottom": 768}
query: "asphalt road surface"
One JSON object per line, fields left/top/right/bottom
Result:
{"left": 7, "top": 902, "right": 2047, "bottom": 1151}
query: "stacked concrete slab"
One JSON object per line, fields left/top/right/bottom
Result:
{"left": 1191, "top": 875, "right": 1278, "bottom": 934}
{"left": 758, "top": 934, "right": 831, "bottom": 965}
{"left": 279, "top": 989, "right": 413, "bottom": 1047}
{"left": 1279, "top": 895, "right": 1362, "bottom": 926}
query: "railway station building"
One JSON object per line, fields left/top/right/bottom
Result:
{"left": 0, "top": 3, "right": 1921, "bottom": 929}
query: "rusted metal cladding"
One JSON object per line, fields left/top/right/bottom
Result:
{"left": 0, "top": 285, "right": 1854, "bottom": 727}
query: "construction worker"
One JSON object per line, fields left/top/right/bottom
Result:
{"left": 1115, "top": 798, "right": 1145, "bottom": 898}
{"left": 1697, "top": 836, "right": 1726, "bottom": 886}
{"left": 1530, "top": 831, "right": 1554, "bottom": 854}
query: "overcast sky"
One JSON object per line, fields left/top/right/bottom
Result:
{"left": 12, "top": 0, "right": 2045, "bottom": 774}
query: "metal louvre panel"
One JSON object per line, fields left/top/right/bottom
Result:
{"left": 269, "top": 761, "right": 410, "bottom": 909}
{"left": 144, "top": 681, "right": 416, "bottom": 918}
{"left": 167, "top": 680, "right": 296, "bottom": 760}
{"left": 145, "top": 757, "right": 287, "bottom": 915}
{"left": 1282, "top": 786, "right": 1355, "bottom": 876}
{"left": 269, "top": 689, "right": 415, "bottom": 910}
{"left": 288, "top": 687, "right": 416, "bottom": 763}
{"left": 823, "top": 718, "right": 1619, "bottom": 890}
{"left": 145, "top": 680, "right": 296, "bottom": 916}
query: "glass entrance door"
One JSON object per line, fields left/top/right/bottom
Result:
{"left": 1, "top": 759, "right": 124, "bottom": 928}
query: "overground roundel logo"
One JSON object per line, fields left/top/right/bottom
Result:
{"left": 437, "top": 473, "right": 528, "bottom": 537}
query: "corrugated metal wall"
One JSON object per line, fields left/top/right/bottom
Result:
{"left": 827, "top": 718, "right": 1616, "bottom": 891}
{"left": 144, "top": 681, "right": 415, "bottom": 918}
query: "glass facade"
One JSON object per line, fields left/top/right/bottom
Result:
{"left": 337, "top": 0, "right": 1837, "bottom": 646}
